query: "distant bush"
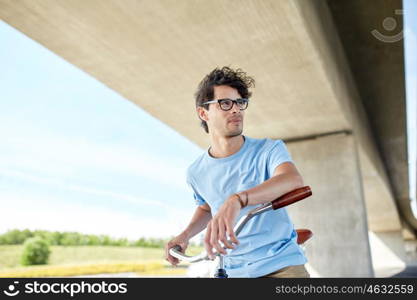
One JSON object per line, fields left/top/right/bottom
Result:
{"left": 20, "top": 237, "right": 51, "bottom": 266}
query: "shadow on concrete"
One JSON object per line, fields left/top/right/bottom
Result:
{"left": 390, "top": 265, "right": 417, "bottom": 278}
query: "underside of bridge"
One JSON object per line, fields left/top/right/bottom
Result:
{"left": 1, "top": 0, "right": 415, "bottom": 276}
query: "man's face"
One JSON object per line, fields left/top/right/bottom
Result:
{"left": 199, "top": 85, "right": 245, "bottom": 137}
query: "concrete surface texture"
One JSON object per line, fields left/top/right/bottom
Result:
{"left": 286, "top": 133, "right": 374, "bottom": 277}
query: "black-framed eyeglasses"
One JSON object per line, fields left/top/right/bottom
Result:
{"left": 201, "top": 98, "right": 249, "bottom": 111}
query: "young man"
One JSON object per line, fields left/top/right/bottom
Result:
{"left": 165, "top": 66, "right": 310, "bottom": 278}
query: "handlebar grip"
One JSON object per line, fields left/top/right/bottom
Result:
{"left": 271, "top": 186, "right": 312, "bottom": 210}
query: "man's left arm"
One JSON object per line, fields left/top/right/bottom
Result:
{"left": 236, "top": 162, "right": 304, "bottom": 206}
{"left": 204, "top": 162, "right": 304, "bottom": 258}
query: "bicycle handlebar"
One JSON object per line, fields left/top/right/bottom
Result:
{"left": 271, "top": 186, "right": 312, "bottom": 210}
{"left": 169, "top": 186, "right": 312, "bottom": 263}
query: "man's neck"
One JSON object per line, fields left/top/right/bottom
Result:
{"left": 208, "top": 134, "right": 245, "bottom": 158}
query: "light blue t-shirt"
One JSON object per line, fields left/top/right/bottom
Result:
{"left": 186, "top": 135, "right": 307, "bottom": 278}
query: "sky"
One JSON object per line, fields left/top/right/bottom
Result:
{"left": 0, "top": 2, "right": 416, "bottom": 241}
{"left": 0, "top": 20, "right": 204, "bottom": 240}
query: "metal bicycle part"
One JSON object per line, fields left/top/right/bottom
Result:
{"left": 169, "top": 202, "right": 274, "bottom": 263}
{"left": 168, "top": 186, "right": 312, "bottom": 274}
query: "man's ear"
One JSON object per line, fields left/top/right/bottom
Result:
{"left": 197, "top": 106, "right": 209, "bottom": 122}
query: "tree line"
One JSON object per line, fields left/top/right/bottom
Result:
{"left": 0, "top": 229, "right": 174, "bottom": 248}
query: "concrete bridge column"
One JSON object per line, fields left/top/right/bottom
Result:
{"left": 286, "top": 132, "right": 374, "bottom": 277}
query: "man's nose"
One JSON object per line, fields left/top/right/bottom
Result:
{"left": 231, "top": 101, "right": 240, "bottom": 113}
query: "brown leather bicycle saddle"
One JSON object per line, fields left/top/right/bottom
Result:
{"left": 296, "top": 229, "right": 313, "bottom": 244}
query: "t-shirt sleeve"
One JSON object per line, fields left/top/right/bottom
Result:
{"left": 267, "top": 139, "right": 294, "bottom": 177}
{"left": 186, "top": 168, "right": 206, "bottom": 206}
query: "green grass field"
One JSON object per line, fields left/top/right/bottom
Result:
{"left": 0, "top": 245, "right": 203, "bottom": 277}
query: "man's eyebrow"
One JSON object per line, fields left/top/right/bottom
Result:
{"left": 217, "top": 98, "right": 243, "bottom": 101}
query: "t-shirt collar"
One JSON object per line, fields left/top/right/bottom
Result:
{"left": 205, "top": 135, "right": 249, "bottom": 162}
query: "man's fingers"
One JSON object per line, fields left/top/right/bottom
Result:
{"left": 165, "top": 243, "right": 179, "bottom": 266}
{"left": 210, "top": 221, "right": 226, "bottom": 255}
{"left": 168, "top": 256, "right": 178, "bottom": 266}
{"left": 164, "top": 238, "right": 190, "bottom": 266}
{"left": 178, "top": 243, "right": 187, "bottom": 253}
{"left": 165, "top": 250, "right": 178, "bottom": 266}
{"left": 226, "top": 222, "right": 239, "bottom": 245}
{"left": 218, "top": 219, "right": 234, "bottom": 250}
{"left": 164, "top": 243, "right": 173, "bottom": 261}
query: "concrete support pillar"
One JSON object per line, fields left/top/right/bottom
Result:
{"left": 369, "top": 231, "right": 407, "bottom": 277}
{"left": 286, "top": 133, "right": 374, "bottom": 277}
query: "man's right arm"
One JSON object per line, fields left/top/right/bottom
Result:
{"left": 182, "top": 203, "right": 212, "bottom": 239}
{"left": 165, "top": 203, "right": 212, "bottom": 265}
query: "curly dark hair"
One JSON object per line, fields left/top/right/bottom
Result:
{"left": 194, "top": 66, "right": 255, "bottom": 133}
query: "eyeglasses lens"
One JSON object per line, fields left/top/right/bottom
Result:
{"left": 219, "top": 99, "right": 248, "bottom": 111}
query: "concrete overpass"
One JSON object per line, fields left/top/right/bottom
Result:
{"left": 1, "top": 0, "right": 415, "bottom": 277}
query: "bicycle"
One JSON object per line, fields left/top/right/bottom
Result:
{"left": 169, "top": 186, "right": 313, "bottom": 278}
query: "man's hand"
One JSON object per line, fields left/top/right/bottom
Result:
{"left": 164, "top": 233, "right": 189, "bottom": 266}
{"left": 204, "top": 194, "right": 241, "bottom": 259}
